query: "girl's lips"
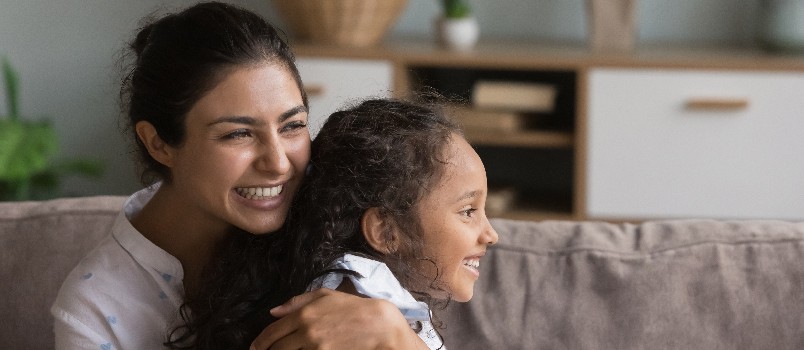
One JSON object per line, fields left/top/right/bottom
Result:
{"left": 462, "top": 252, "right": 486, "bottom": 278}
{"left": 462, "top": 263, "right": 481, "bottom": 278}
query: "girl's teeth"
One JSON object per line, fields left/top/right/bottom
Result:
{"left": 463, "top": 259, "right": 480, "bottom": 268}
{"left": 236, "top": 185, "right": 283, "bottom": 199}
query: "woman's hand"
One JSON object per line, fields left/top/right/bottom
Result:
{"left": 249, "top": 288, "right": 426, "bottom": 350}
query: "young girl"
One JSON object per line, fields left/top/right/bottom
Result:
{"left": 196, "top": 98, "right": 499, "bottom": 349}
{"left": 51, "top": 3, "right": 426, "bottom": 349}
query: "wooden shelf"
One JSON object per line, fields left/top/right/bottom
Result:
{"left": 292, "top": 38, "right": 804, "bottom": 72}
{"left": 486, "top": 190, "right": 576, "bottom": 221}
{"left": 464, "top": 129, "right": 574, "bottom": 148}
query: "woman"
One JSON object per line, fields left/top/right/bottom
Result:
{"left": 51, "top": 2, "right": 424, "bottom": 349}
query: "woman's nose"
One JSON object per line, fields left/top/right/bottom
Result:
{"left": 255, "top": 136, "right": 291, "bottom": 175}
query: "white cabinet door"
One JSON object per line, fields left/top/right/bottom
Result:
{"left": 587, "top": 68, "right": 804, "bottom": 220}
{"left": 296, "top": 58, "right": 393, "bottom": 137}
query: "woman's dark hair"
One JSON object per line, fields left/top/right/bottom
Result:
{"left": 180, "top": 97, "right": 462, "bottom": 349}
{"left": 120, "top": 1, "right": 307, "bottom": 184}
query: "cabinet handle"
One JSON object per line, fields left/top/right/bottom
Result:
{"left": 304, "top": 85, "right": 326, "bottom": 97}
{"left": 685, "top": 98, "right": 749, "bottom": 111}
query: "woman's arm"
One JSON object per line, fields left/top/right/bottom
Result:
{"left": 250, "top": 288, "right": 427, "bottom": 350}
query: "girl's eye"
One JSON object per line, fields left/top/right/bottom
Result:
{"left": 222, "top": 129, "right": 252, "bottom": 140}
{"left": 460, "top": 208, "right": 477, "bottom": 218}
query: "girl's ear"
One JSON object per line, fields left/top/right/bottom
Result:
{"left": 135, "top": 121, "right": 176, "bottom": 168}
{"left": 361, "top": 207, "right": 397, "bottom": 254}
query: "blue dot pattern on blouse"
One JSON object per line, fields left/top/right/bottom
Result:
{"left": 78, "top": 269, "right": 172, "bottom": 349}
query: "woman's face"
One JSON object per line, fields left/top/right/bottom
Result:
{"left": 164, "top": 63, "right": 310, "bottom": 235}
{"left": 414, "top": 134, "right": 499, "bottom": 302}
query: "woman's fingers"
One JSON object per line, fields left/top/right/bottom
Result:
{"left": 270, "top": 288, "right": 330, "bottom": 318}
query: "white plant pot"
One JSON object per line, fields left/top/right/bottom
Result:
{"left": 436, "top": 16, "right": 479, "bottom": 51}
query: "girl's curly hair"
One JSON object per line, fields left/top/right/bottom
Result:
{"left": 177, "top": 97, "right": 462, "bottom": 349}
{"left": 284, "top": 97, "right": 462, "bottom": 298}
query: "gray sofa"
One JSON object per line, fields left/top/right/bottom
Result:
{"left": 2, "top": 196, "right": 804, "bottom": 349}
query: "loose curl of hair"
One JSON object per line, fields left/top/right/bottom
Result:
{"left": 119, "top": 1, "right": 306, "bottom": 185}
{"left": 180, "top": 97, "right": 462, "bottom": 349}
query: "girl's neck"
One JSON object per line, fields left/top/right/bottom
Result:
{"left": 130, "top": 185, "right": 230, "bottom": 298}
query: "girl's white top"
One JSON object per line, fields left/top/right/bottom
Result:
{"left": 310, "top": 254, "right": 445, "bottom": 349}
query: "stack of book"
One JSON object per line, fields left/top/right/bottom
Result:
{"left": 451, "top": 80, "right": 557, "bottom": 133}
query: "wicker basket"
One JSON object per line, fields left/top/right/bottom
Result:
{"left": 273, "top": 0, "right": 407, "bottom": 47}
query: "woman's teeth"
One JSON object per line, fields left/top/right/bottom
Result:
{"left": 236, "top": 185, "right": 282, "bottom": 199}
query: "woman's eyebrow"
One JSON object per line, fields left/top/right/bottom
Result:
{"left": 207, "top": 105, "right": 307, "bottom": 126}
{"left": 207, "top": 116, "right": 261, "bottom": 126}
{"left": 279, "top": 105, "right": 308, "bottom": 122}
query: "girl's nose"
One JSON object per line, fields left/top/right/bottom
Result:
{"left": 481, "top": 215, "right": 499, "bottom": 245}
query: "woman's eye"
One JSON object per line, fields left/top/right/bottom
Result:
{"left": 281, "top": 120, "right": 307, "bottom": 132}
{"left": 460, "top": 208, "right": 477, "bottom": 218}
{"left": 222, "top": 129, "right": 252, "bottom": 140}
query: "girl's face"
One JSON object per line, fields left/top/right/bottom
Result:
{"left": 414, "top": 134, "right": 499, "bottom": 302}
{"left": 163, "top": 63, "right": 310, "bottom": 235}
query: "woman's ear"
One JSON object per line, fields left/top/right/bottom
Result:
{"left": 135, "top": 121, "right": 175, "bottom": 168}
{"left": 361, "top": 207, "right": 397, "bottom": 254}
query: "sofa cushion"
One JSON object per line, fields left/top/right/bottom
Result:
{"left": 0, "top": 196, "right": 125, "bottom": 350}
{"left": 441, "top": 219, "right": 804, "bottom": 350}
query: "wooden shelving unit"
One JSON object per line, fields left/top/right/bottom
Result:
{"left": 292, "top": 38, "right": 804, "bottom": 221}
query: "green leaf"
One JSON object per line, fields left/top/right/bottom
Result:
{"left": 0, "top": 119, "right": 57, "bottom": 181}
{"left": 442, "top": 0, "right": 471, "bottom": 18}
{"left": 2, "top": 58, "right": 20, "bottom": 119}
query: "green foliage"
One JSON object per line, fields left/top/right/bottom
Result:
{"left": 0, "top": 58, "right": 103, "bottom": 201}
{"left": 442, "top": 0, "right": 472, "bottom": 18}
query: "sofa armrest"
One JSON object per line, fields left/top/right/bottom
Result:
{"left": 0, "top": 196, "right": 125, "bottom": 350}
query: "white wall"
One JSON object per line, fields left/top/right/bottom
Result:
{"left": 0, "top": 0, "right": 763, "bottom": 196}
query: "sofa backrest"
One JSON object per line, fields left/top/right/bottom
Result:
{"left": 4, "top": 196, "right": 804, "bottom": 349}
{"left": 0, "top": 196, "right": 125, "bottom": 350}
{"left": 440, "top": 219, "right": 804, "bottom": 349}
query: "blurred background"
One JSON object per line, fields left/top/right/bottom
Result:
{"left": 0, "top": 1, "right": 793, "bottom": 216}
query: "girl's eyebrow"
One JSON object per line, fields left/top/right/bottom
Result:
{"left": 455, "top": 190, "right": 480, "bottom": 203}
{"left": 207, "top": 105, "right": 308, "bottom": 126}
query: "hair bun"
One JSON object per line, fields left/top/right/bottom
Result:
{"left": 130, "top": 23, "right": 155, "bottom": 57}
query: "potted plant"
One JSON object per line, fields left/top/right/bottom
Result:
{"left": 758, "top": 0, "right": 804, "bottom": 53}
{"left": 436, "top": 0, "right": 479, "bottom": 51}
{"left": 0, "top": 58, "right": 103, "bottom": 201}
